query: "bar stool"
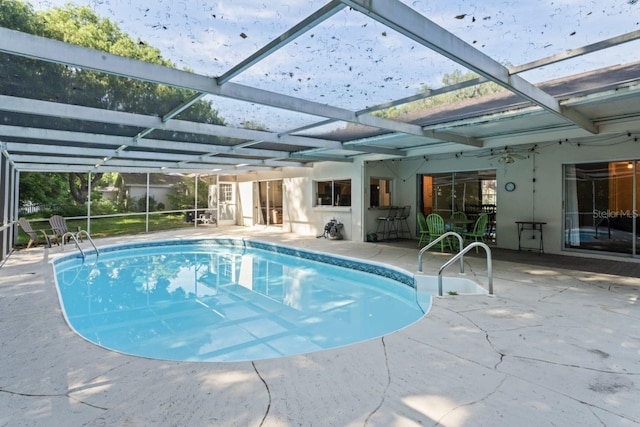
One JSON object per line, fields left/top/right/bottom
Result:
{"left": 376, "top": 206, "right": 399, "bottom": 240}
{"left": 394, "top": 205, "right": 411, "bottom": 239}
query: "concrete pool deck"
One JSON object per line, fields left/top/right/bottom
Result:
{"left": 1, "top": 227, "right": 639, "bottom": 426}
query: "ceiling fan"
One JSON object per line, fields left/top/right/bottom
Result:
{"left": 487, "top": 146, "right": 538, "bottom": 163}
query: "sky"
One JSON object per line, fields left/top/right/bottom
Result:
{"left": 29, "top": 0, "right": 640, "bottom": 132}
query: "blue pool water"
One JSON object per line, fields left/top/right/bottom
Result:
{"left": 52, "top": 239, "right": 424, "bottom": 362}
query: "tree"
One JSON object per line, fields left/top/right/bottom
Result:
{"left": 69, "top": 172, "right": 103, "bottom": 204}
{"left": 2, "top": 1, "right": 227, "bottom": 206}
{"left": 372, "top": 69, "right": 506, "bottom": 120}
{"left": 240, "top": 120, "right": 268, "bottom": 131}
{"left": 167, "top": 176, "right": 209, "bottom": 210}
{"left": 34, "top": 3, "right": 226, "bottom": 122}
{"left": 18, "top": 173, "right": 68, "bottom": 207}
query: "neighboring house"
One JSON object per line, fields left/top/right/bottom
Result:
{"left": 115, "top": 173, "right": 185, "bottom": 209}
{"left": 96, "top": 184, "right": 118, "bottom": 203}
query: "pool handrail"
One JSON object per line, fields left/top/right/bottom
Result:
{"left": 417, "top": 231, "right": 464, "bottom": 274}
{"left": 77, "top": 230, "right": 99, "bottom": 257}
{"left": 61, "top": 230, "right": 99, "bottom": 259}
{"left": 437, "top": 242, "right": 493, "bottom": 296}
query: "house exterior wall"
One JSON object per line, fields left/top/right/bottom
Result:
{"left": 510, "top": 138, "right": 637, "bottom": 257}
{"left": 233, "top": 160, "right": 364, "bottom": 241}
{"left": 368, "top": 137, "right": 639, "bottom": 258}
{"left": 223, "top": 136, "right": 637, "bottom": 260}
{"left": 237, "top": 180, "right": 253, "bottom": 227}
{"left": 127, "top": 185, "right": 173, "bottom": 208}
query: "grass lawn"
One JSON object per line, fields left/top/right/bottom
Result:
{"left": 16, "top": 213, "right": 195, "bottom": 247}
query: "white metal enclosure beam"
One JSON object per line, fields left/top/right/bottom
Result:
{"left": 12, "top": 162, "right": 275, "bottom": 174}
{"left": 0, "top": 97, "right": 372, "bottom": 167}
{"left": 281, "top": 28, "right": 640, "bottom": 137}
{"left": 217, "top": 1, "right": 346, "bottom": 84}
{"left": 10, "top": 153, "right": 305, "bottom": 170}
{"left": 342, "top": 0, "right": 599, "bottom": 134}
{"left": 0, "top": 28, "right": 478, "bottom": 146}
{"left": 510, "top": 29, "right": 640, "bottom": 74}
{"left": 0, "top": 127, "right": 308, "bottom": 168}
{"left": 0, "top": 95, "right": 343, "bottom": 151}
{"left": 0, "top": 95, "right": 407, "bottom": 159}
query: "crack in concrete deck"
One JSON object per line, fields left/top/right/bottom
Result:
{"left": 510, "top": 355, "right": 640, "bottom": 375}
{"left": 364, "top": 337, "right": 391, "bottom": 426}
{"left": 252, "top": 361, "right": 271, "bottom": 426}
{"left": 434, "top": 376, "right": 508, "bottom": 427}
{"left": 453, "top": 307, "right": 640, "bottom": 424}
{"left": 0, "top": 388, "right": 108, "bottom": 410}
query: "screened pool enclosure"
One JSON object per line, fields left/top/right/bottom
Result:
{"left": 1, "top": 0, "right": 640, "bottom": 260}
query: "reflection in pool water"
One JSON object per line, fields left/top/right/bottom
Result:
{"left": 53, "top": 240, "right": 423, "bottom": 362}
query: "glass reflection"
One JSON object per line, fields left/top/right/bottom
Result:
{"left": 564, "top": 161, "right": 638, "bottom": 255}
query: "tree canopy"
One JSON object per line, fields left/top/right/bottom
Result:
{"left": 373, "top": 69, "right": 506, "bottom": 120}
{"left": 2, "top": 0, "right": 225, "bottom": 206}
{"left": 1, "top": 0, "right": 225, "bottom": 121}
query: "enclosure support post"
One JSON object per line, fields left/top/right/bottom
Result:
{"left": 87, "top": 171, "right": 92, "bottom": 234}
{"left": 145, "top": 173, "right": 150, "bottom": 233}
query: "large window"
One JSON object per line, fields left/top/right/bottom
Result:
{"left": 564, "top": 161, "right": 639, "bottom": 255}
{"left": 315, "top": 179, "right": 351, "bottom": 207}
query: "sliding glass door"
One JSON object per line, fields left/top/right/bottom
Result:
{"left": 564, "top": 161, "right": 638, "bottom": 255}
{"left": 254, "top": 180, "right": 283, "bottom": 226}
{"left": 419, "top": 170, "right": 496, "bottom": 238}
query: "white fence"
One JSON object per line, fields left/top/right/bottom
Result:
{"left": 19, "top": 202, "right": 41, "bottom": 215}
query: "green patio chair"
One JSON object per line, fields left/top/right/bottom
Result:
{"left": 417, "top": 212, "right": 430, "bottom": 247}
{"left": 426, "top": 213, "right": 453, "bottom": 252}
{"left": 463, "top": 213, "right": 489, "bottom": 251}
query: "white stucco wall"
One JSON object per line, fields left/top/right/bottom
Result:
{"left": 232, "top": 160, "right": 364, "bottom": 240}
{"left": 235, "top": 181, "right": 249, "bottom": 226}
{"left": 367, "top": 137, "right": 639, "bottom": 258}
{"left": 221, "top": 135, "right": 637, "bottom": 259}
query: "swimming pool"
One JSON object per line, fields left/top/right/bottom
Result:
{"left": 52, "top": 239, "right": 425, "bottom": 362}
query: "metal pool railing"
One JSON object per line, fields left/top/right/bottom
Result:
{"left": 417, "top": 234, "right": 493, "bottom": 296}
{"left": 417, "top": 231, "right": 465, "bottom": 274}
{"left": 61, "top": 230, "right": 99, "bottom": 259}
{"left": 437, "top": 242, "right": 493, "bottom": 296}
